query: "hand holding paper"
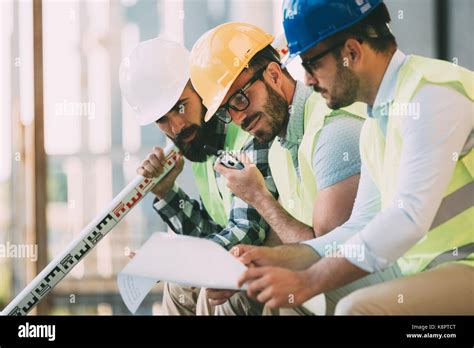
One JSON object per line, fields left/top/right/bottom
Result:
{"left": 117, "top": 232, "right": 247, "bottom": 314}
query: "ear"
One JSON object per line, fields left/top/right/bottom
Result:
{"left": 265, "top": 61, "right": 283, "bottom": 88}
{"left": 341, "top": 38, "right": 363, "bottom": 68}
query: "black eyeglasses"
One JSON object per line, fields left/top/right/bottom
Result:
{"left": 215, "top": 66, "right": 267, "bottom": 124}
{"left": 301, "top": 39, "right": 361, "bottom": 74}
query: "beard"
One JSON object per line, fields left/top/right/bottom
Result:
{"left": 246, "top": 81, "right": 288, "bottom": 143}
{"left": 170, "top": 108, "right": 221, "bottom": 162}
{"left": 314, "top": 59, "right": 360, "bottom": 110}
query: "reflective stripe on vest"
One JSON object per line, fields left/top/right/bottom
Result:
{"left": 269, "top": 92, "right": 366, "bottom": 225}
{"left": 360, "top": 55, "right": 474, "bottom": 275}
{"left": 192, "top": 123, "right": 251, "bottom": 227}
{"left": 430, "top": 180, "right": 474, "bottom": 230}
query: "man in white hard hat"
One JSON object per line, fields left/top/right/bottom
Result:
{"left": 119, "top": 37, "right": 278, "bottom": 315}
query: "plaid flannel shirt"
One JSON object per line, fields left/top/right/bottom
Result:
{"left": 153, "top": 121, "right": 278, "bottom": 250}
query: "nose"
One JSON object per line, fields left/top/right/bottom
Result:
{"left": 169, "top": 115, "right": 185, "bottom": 135}
{"left": 304, "top": 70, "right": 319, "bottom": 88}
{"left": 228, "top": 108, "right": 247, "bottom": 126}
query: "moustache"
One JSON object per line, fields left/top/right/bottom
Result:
{"left": 175, "top": 125, "right": 199, "bottom": 143}
{"left": 241, "top": 112, "right": 262, "bottom": 131}
{"left": 313, "top": 86, "right": 327, "bottom": 94}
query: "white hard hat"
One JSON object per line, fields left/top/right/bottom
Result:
{"left": 119, "top": 37, "right": 190, "bottom": 126}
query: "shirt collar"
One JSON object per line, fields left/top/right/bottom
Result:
{"left": 368, "top": 49, "right": 408, "bottom": 118}
{"left": 279, "top": 80, "right": 313, "bottom": 148}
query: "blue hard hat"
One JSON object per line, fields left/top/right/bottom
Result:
{"left": 283, "top": 0, "right": 384, "bottom": 59}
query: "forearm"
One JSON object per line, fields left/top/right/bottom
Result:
{"left": 243, "top": 243, "right": 321, "bottom": 271}
{"left": 253, "top": 190, "right": 315, "bottom": 243}
{"left": 275, "top": 243, "right": 321, "bottom": 270}
{"left": 304, "top": 256, "right": 368, "bottom": 296}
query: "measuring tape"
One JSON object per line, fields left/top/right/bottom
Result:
{"left": 1, "top": 144, "right": 179, "bottom": 316}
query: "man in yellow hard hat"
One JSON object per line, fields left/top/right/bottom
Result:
{"left": 120, "top": 37, "right": 278, "bottom": 315}
{"left": 235, "top": 0, "right": 473, "bottom": 315}
{"left": 189, "top": 22, "right": 383, "bottom": 315}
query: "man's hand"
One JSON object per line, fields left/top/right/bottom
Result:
{"left": 205, "top": 245, "right": 255, "bottom": 306}
{"left": 214, "top": 154, "right": 270, "bottom": 206}
{"left": 206, "top": 288, "right": 237, "bottom": 306}
{"left": 239, "top": 244, "right": 320, "bottom": 270}
{"left": 137, "top": 146, "right": 184, "bottom": 199}
{"left": 229, "top": 244, "right": 256, "bottom": 258}
{"left": 237, "top": 267, "right": 314, "bottom": 308}
{"left": 238, "top": 246, "right": 286, "bottom": 267}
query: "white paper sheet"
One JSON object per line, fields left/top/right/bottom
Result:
{"left": 117, "top": 232, "right": 247, "bottom": 314}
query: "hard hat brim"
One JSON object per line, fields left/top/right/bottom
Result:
{"left": 138, "top": 74, "right": 189, "bottom": 126}
{"left": 203, "top": 84, "right": 232, "bottom": 122}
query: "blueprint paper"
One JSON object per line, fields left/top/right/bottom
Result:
{"left": 118, "top": 232, "right": 247, "bottom": 313}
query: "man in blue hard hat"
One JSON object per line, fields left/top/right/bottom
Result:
{"left": 235, "top": 0, "right": 473, "bottom": 314}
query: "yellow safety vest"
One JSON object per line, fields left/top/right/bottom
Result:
{"left": 360, "top": 55, "right": 474, "bottom": 275}
{"left": 191, "top": 123, "right": 251, "bottom": 227}
{"left": 269, "top": 92, "right": 367, "bottom": 226}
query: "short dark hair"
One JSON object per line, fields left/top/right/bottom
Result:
{"left": 248, "top": 45, "right": 292, "bottom": 78}
{"left": 331, "top": 3, "right": 397, "bottom": 54}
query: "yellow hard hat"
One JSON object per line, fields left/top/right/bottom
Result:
{"left": 190, "top": 22, "right": 274, "bottom": 122}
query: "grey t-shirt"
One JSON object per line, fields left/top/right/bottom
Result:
{"left": 280, "top": 81, "right": 363, "bottom": 190}
{"left": 312, "top": 115, "right": 363, "bottom": 190}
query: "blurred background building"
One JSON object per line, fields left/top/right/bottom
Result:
{"left": 0, "top": 0, "right": 473, "bottom": 315}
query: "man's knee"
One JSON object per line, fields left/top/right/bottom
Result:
{"left": 164, "top": 282, "right": 194, "bottom": 302}
{"left": 335, "top": 289, "right": 381, "bottom": 315}
{"left": 215, "top": 291, "right": 264, "bottom": 315}
{"left": 162, "top": 282, "right": 200, "bottom": 314}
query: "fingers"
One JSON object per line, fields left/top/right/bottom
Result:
{"left": 209, "top": 298, "right": 229, "bottom": 306}
{"left": 148, "top": 148, "right": 164, "bottom": 169}
{"left": 247, "top": 275, "right": 270, "bottom": 298}
{"left": 237, "top": 267, "right": 268, "bottom": 288}
{"left": 137, "top": 146, "right": 168, "bottom": 178}
{"left": 206, "top": 288, "right": 235, "bottom": 300}
{"left": 230, "top": 244, "right": 255, "bottom": 258}
{"left": 142, "top": 159, "right": 160, "bottom": 177}
{"left": 239, "top": 247, "right": 263, "bottom": 266}
{"left": 176, "top": 153, "right": 184, "bottom": 167}
{"left": 264, "top": 298, "right": 280, "bottom": 309}
{"left": 214, "top": 160, "right": 244, "bottom": 195}
{"left": 152, "top": 146, "right": 165, "bottom": 161}
{"left": 137, "top": 166, "right": 147, "bottom": 177}
{"left": 162, "top": 153, "right": 184, "bottom": 182}
{"left": 237, "top": 267, "right": 279, "bottom": 305}
{"left": 173, "top": 153, "right": 185, "bottom": 172}
{"left": 230, "top": 246, "right": 241, "bottom": 258}
{"left": 256, "top": 286, "right": 274, "bottom": 304}
{"left": 213, "top": 160, "right": 232, "bottom": 177}
{"left": 236, "top": 152, "right": 254, "bottom": 167}
{"left": 206, "top": 288, "right": 236, "bottom": 306}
